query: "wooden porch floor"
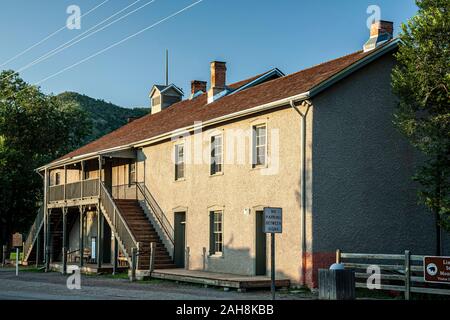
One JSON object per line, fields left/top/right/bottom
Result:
{"left": 151, "top": 268, "right": 290, "bottom": 290}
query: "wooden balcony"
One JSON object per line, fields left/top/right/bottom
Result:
{"left": 48, "top": 178, "right": 100, "bottom": 208}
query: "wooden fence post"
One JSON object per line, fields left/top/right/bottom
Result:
{"left": 149, "top": 242, "right": 155, "bottom": 275}
{"left": 130, "top": 247, "right": 137, "bottom": 282}
{"left": 404, "top": 250, "right": 411, "bottom": 300}
{"left": 336, "top": 249, "right": 341, "bottom": 264}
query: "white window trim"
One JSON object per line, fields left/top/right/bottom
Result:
{"left": 251, "top": 121, "right": 269, "bottom": 170}
{"left": 174, "top": 142, "right": 185, "bottom": 181}
{"left": 209, "top": 132, "right": 224, "bottom": 176}
{"left": 207, "top": 205, "right": 225, "bottom": 258}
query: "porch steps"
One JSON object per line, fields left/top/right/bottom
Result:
{"left": 115, "top": 199, "right": 176, "bottom": 270}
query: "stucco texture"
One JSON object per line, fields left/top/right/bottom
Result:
{"left": 310, "top": 53, "right": 450, "bottom": 261}
{"left": 139, "top": 108, "right": 304, "bottom": 283}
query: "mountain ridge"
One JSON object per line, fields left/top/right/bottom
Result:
{"left": 55, "top": 91, "right": 149, "bottom": 144}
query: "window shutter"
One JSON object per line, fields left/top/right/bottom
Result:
{"left": 209, "top": 212, "right": 215, "bottom": 255}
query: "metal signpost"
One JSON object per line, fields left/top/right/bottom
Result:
{"left": 263, "top": 207, "right": 282, "bottom": 300}
{"left": 424, "top": 256, "right": 450, "bottom": 284}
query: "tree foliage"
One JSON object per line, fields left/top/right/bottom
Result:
{"left": 392, "top": 0, "right": 450, "bottom": 235}
{"left": 0, "top": 70, "right": 91, "bottom": 246}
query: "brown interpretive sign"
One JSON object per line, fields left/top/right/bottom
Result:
{"left": 423, "top": 256, "right": 450, "bottom": 284}
{"left": 12, "top": 233, "right": 23, "bottom": 247}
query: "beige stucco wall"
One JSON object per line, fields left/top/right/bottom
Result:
{"left": 139, "top": 107, "right": 304, "bottom": 283}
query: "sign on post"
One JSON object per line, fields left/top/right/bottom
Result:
{"left": 263, "top": 207, "right": 282, "bottom": 301}
{"left": 263, "top": 207, "right": 282, "bottom": 233}
{"left": 12, "top": 233, "right": 23, "bottom": 248}
{"left": 424, "top": 256, "right": 450, "bottom": 284}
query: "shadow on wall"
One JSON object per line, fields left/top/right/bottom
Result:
{"left": 187, "top": 236, "right": 291, "bottom": 281}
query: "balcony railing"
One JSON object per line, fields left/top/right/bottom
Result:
{"left": 48, "top": 178, "right": 99, "bottom": 203}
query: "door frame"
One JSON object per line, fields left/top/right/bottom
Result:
{"left": 173, "top": 211, "right": 186, "bottom": 268}
{"left": 255, "top": 210, "right": 267, "bottom": 276}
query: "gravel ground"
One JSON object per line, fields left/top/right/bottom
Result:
{"left": 0, "top": 268, "right": 316, "bottom": 300}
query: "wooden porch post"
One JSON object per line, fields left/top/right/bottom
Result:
{"left": 63, "top": 165, "right": 67, "bottom": 201}
{"left": 81, "top": 161, "right": 85, "bottom": 199}
{"left": 45, "top": 208, "right": 52, "bottom": 272}
{"left": 96, "top": 206, "right": 102, "bottom": 268}
{"left": 98, "top": 156, "right": 103, "bottom": 183}
{"left": 79, "top": 205, "right": 84, "bottom": 268}
{"left": 112, "top": 237, "right": 118, "bottom": 275}
{"left": 62, "top": 208, "right": 68, "bottom": 275}
{"left": 35, "top": 230, "right": 40, "bottom": 268}
{"left": 43, "top": 168, "right": 48, "bottom": 270}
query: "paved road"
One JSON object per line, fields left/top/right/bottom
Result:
{"left": 0, "top": 268, "right": 314, "bottom": 300}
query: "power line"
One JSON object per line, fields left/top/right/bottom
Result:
{"left": 9, "top": 0, "right": 204, "bottom": 98}
{"left": 0, "top": 0, "right": 110, "bottom": 68}
{"left": 10, "top": 0, "right": 156, "bottom": 79}
{"left": 33, "top": 0, "right": 204, "bottom": 86}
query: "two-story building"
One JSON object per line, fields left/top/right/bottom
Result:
{"left": 22, "top": 21, "right": 449, "bottom": 288}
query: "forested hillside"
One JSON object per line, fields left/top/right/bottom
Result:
{"left": 55, "top": 91, "right": 148, "bottom": 143}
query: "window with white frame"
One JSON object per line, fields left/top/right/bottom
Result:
{"left": 253, "top": 124, "right": 267, "bottom": 167}
{"left": 210, "top": 134, "right": 223, "bottom": 175}
{"left": 175, "top": 144, "right": 185, "bottom": 180}
{"left": 209, "top": 210, "right": 223, "bottom": 255}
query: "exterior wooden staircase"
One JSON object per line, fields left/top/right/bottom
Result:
{"left": 115, "top": 199, "right": 176, "bottom": 269}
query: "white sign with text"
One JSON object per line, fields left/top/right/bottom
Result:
{"left": 263, "top": 207, "right": 282, "bottom": 233}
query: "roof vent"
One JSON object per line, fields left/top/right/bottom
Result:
{"left": 149, "top": 84, "right": 183, "bottom": 114}
{"left": 363, "top": 20, "right": 393, "bottom": 52}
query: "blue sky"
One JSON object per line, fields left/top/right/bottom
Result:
{"left": 0, "top": 0, "right": 417, "bottom": 107}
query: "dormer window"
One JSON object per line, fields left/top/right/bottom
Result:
{"left": 151, "top": 96, "right": 161, "bottom": 107}
{"left": 149, "top": 84, "right": 183, "bottom": 114}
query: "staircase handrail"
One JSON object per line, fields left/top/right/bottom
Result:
{"left": 136, "top": 182, "right": 174, "bottom": 245}
{"left": 99, "top": 181, "right": 138, "bottom": 264}
{"left": 23, "top": 205, "right": 44, "bottom": 262}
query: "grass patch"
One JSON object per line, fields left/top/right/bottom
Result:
{"left": 103, "top": 272, "right": 129, "bottom": 280}
{"left": 19, "top": 266, "right": 45, "bottom": 273}
{"left": 9, "top": 252, "right": 24, "bottom": 260}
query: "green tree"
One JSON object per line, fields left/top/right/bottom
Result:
{"left": 0, "top": 70, "right": 91, "bottom": 248}
{"left": 392, "top": 0, "right": 450, "bottom": 255}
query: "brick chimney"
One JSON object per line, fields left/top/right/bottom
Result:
{"left": 191, "top": 80, "right": 207, "bottom": 98}
{"left": 208, "top": 61, "right": 227, "bottom": 103}
{"left": 363, "top": 20, "right": 394, "bottom": 52}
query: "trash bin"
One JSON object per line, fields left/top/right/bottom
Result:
{"left": 318, "top": 266, "right": 355, "bottom": 300}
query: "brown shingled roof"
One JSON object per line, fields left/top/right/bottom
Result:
{"left": 49, "top": 44, "right": 389, "bottom": 166}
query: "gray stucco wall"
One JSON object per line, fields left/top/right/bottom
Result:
{"left": 311, "top": 53, "right": 449, "bottom": 256}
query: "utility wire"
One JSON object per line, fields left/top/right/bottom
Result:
{"left": 33, "top": 0, "right": 203, "bottom": 86}
{"left": 0, "top": 0, "right": 110, "bottom": 68}
{"left": 9, "top": 0, "right": 204, "bottom": 97}
{"left": 7, "top": 0, "right": 158, "bottom": 80}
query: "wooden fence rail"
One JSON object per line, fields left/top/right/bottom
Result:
{"left": 337, "top": 250, "right": 450, "bottom": 299}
